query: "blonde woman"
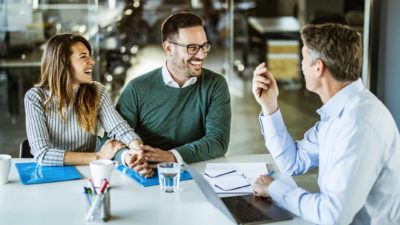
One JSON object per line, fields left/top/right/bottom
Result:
{"left": 24, "top": 33, "right": 142, "bottom": 166}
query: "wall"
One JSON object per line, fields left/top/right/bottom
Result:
{"left": 377, "top": 0, "right": 400, "bottom": 127}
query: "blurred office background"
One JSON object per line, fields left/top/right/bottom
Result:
{"left": 1, "top": 0, "right": 399, "bottom": 191}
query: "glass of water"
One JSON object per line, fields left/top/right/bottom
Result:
{"left": 157, "top": 162, "right": 181, "bottom": 193}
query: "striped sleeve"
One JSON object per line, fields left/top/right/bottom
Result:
{"left": 24, "top": 88, "right": 65, "bottom": 166}
{"left": 95, "top": 82, "right": 140, "bottom": 146}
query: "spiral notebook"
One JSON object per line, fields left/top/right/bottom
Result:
{"left": 15, "top": 162, "right": 82, "bottom": 185}
{"left": 117, "top": 165, "right": 192, "bottom": 187}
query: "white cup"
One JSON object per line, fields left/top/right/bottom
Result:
{"left": 0, "top": 154, "right": 11, "bottom": 185}
{"left": 90, "top": 160, "right": 118, "bottom": 187}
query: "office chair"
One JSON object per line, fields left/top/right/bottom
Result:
{"left": 19, "top": 139, "right": 34, "bottom": 158}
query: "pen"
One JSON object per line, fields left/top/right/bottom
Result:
{"left": 266, "top": 163, "right": 274, "bottom": 176}
{"left": 83, "top": 187, "right": 92, "bottom": 205}
{"left": 99, "top": 179, "right": 109, "bottom": 194}
{"left": 86, "top": 186, "right": 93, "bottom": 201}
{"left": 85, "top": 194, "right": 105, "bottom": 221}
{"left": 87, "top": 179, "right": 96, "bottom": 194}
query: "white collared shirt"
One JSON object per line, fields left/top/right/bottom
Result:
{"left": 161, "top": 62, "right": 197, "bottom": 164}
{"left": 260, "top": 79, "right": 400, "bottom": 224}
{"left": 162, "top": 62, "right": 197, "bottom": 88}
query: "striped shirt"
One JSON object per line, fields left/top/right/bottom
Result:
{"left": 24, "top": 81, "right": 139, "bottom": 166}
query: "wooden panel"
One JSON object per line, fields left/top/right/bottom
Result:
{"left": 267, "top": 40, "right": 299, "bottom": 81}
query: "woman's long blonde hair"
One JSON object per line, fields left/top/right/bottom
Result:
{"left": 36, "top": 33, "right": 99, "bottom": 133}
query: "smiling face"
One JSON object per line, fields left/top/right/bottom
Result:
{"left": 69, "top": 42, "right": 95, "bottom": 87}
{"left": 165, "top": 25, "right": 209, "bottom": 81}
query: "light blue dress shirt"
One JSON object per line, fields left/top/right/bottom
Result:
{"left": 259, "top": 79, "right": 400, "bottom": 225}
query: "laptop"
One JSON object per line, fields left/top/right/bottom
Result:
{"left": 184, "top": 163, "right": 293, "bottom": 225}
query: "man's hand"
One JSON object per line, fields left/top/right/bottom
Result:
{"left": 252, "top": 62, "right": 279, "bottom": 115}
{"left": 141, "top": 145, "right": 176, "bottom": 166}
{"left": 253, "top": 175, "right": 273, "bottom": 197}
{"left": 124, "top": 148, "right": 154, "bottom": 177}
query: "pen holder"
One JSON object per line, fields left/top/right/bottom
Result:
{"left": 85, "top": 188, "right": 111, "bottom": 222}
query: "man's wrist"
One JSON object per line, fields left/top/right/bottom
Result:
{"left": 170, "top": 152, "right": 177, "bottom": 162}
{"left": 121, "top": 150, "right": 130, "bottom": 166}
{"left": 169, "top": 149, "right": 183, "bottom": 165}
{"left": 262, "top": 106, "right": 278, "bottom": 115}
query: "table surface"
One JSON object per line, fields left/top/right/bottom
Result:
{"left": 0, "top": 154, "right": 312, "bottom": 225}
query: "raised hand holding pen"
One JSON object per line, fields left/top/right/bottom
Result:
{"left": 252, "top": 62, "right": 279, "bottom": 116}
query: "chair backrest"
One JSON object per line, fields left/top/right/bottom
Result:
{"left": 19, "top": 139, "right": 33, "bottom": 158}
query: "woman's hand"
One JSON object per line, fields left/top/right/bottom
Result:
{"left": 97, "top": 140, "right": 125, "bottom": 160}
{"left": 128, "top": 138, "right": 143, "bottom": 150}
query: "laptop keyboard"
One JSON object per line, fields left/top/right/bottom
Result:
{"left": 222, "top": 196, "right": 270, "bottom": 223}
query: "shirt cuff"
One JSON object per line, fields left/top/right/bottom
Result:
{"left": 259, "top": 109, "right": 286, "bottom": 138}
{"left": 170, "top": 149, "right": 184, "bottom": 165}
{"left": 268, "top": 177, "right": 305, "bottom": 216}
{"left": 39, "top": 149, "right": 65, "bottom": 166}
{"left": 120, "top": 150, "right": 129, "bottom": 166}
{"left": 119, "top": 132, "right": 141, "bottom": 148}
{"left": 268, "top": 178, "right": 296, "bottom": 207}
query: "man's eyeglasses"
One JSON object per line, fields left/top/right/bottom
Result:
{"left": 169, "top": 41, "right": 212, "bottom": 55}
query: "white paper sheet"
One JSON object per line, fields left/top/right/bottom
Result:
{"left": 204, "top": 163, "right": 269, "bottom": 194}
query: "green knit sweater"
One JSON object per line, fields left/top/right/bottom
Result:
{"left": 116, "top": 67, "right": 231, "bottom": 163}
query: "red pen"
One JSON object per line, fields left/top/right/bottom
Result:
{"left": 99, "top": 179, "right": 109, "bottom": 194}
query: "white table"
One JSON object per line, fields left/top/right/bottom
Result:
{"left": 0, "top": 154, "right": 312, "bottom": 225}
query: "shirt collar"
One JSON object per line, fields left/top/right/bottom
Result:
{"left": 162, "top": 62, "right": 197, "bottom": 88}
{"left": 317, "top": 78, "right": 365, "bottom": 120}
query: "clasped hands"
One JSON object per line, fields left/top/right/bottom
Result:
{"left": 126, "top": 139, "right": 176, "bottom": 177}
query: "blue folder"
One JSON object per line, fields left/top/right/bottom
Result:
{"left": 15, "top": 162, "right": 82, "bottom": 185}
{"left": 117, "top": 165, "right": 192, "bottom": 187}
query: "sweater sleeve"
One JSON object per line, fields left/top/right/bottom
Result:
{"left": 175, "top": 76, "right": 231, "bottom": 163}
{"left": 24, "top": 89, "right": 65, "bottom": 166}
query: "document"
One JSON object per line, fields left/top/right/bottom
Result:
{"left": 204, "top": 163, "right": 269, "bottom": 194}
{"left": 213, "top": 173, "right": 251, "bottom": 191}
{"left": 205, "top": 163, "right": 236, "bottom": 178}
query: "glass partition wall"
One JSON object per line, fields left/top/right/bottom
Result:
{"left": 0, "top": 0, "right": 366, "bottom": 157}
{"left": 0, "top": 0, "right": 102, "bottom": 116}
{"left": 0, "top": 0, "right": 232, "bottom": 156}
